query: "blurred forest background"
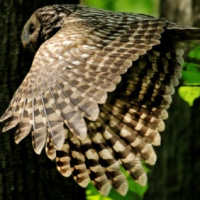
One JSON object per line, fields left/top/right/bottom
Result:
{"left": 0, "top": 0, "right": 200, "bottom": 200}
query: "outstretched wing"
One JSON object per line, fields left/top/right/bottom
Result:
{"left": 53, "top": 32, "right": 183, "bottom": 195}
{"left": 0, "top": 10, "right": 166, "bottom": 156}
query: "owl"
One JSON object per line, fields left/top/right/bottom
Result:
{"left": 1, "top": 4, "right": 200, "bottom": 196}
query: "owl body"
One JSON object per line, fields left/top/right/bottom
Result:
{"left": 1, "top": 4, "right": 200, "bottom": 196}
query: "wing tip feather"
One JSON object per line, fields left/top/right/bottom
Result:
{"left": 117, "top": 181, "right": 128, "bottom": 196}
{"left": 136, "top": 174, "right": 147, "bottom": 187}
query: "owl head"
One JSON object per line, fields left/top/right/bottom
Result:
{"left": 21, "top": 4, "right": 77, "bottom": 51}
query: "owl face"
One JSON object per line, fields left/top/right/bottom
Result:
{"left": 21, "top": 13, "right": 43, "bottom": 51}
{"left": 21, "top": 9, "right": 62, "bottom": 51}
{"left": 21, "top": 5, "right": 77, "bottom": 51}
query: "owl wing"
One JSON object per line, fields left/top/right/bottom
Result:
{"left": 52, "top": 33, "right": 183, "bottom": 195}
{"left": 0, "top": 12, "right": 167, "bottom": 155}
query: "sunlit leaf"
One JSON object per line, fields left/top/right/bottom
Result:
{"left": 178, "top": 86, "right": 200, "bottom": 106}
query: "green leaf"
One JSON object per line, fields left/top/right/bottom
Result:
{"left": 178, "top": 86, "right": 200, "bottom": 106}
{"left": 188, "top": 46, "right": 200, "bottom": 59}
{"left": 182, "top": 45, "right": 200, "bottom": 85}
{"left": 182, "top": 63, "right": 200, "bottom": 84}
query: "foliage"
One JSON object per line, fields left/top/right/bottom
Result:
{"left": 178, "top": 86, "right": 200, "bottom": 106}
{"left": 82, "top": 0, "right": 159, "bottom": 16}
{"left": 179, "top": 46, "right": 200, "bottom": 106}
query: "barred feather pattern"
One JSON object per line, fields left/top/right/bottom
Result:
{"left": 1, "top": 4, "right": 200, "bottom": 196}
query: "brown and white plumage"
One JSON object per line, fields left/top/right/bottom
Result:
{"left": 1, "top": 4, "right": 200, "bottom": 196}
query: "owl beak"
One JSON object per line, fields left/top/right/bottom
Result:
{"left": 22, "top": 41, "right": 29, "bottom": 48}
{"left": 22, "top": 40, "right": 36, "bottom": 51}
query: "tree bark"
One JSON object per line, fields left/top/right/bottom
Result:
{"left": 144, "top": 1, "right": 200, "bottom": 200}
{"left": 160, "top": 0, "right": 193, "bottom": 25}
{"left": 193, "top": 0, "right": 200, "bottom": 27}
{"left": 0, "top": 1, "right": 86, "bottom": 200}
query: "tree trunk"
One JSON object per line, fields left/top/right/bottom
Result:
{"left": 0, "top": 1, "right": 86, "bottom": 200}
{"left": 160, "top": 0, "right": 193, "bottom": 25}
{"left": 144, "top": 1, "right": 200, "bottom": 200}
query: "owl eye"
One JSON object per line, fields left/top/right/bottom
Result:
{"left": 29, "top": 23, "right": 36, "bottom": 34}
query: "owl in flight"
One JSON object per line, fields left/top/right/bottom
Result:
{"left": 1, "top": 4, "right": 200, "bottom": 196}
